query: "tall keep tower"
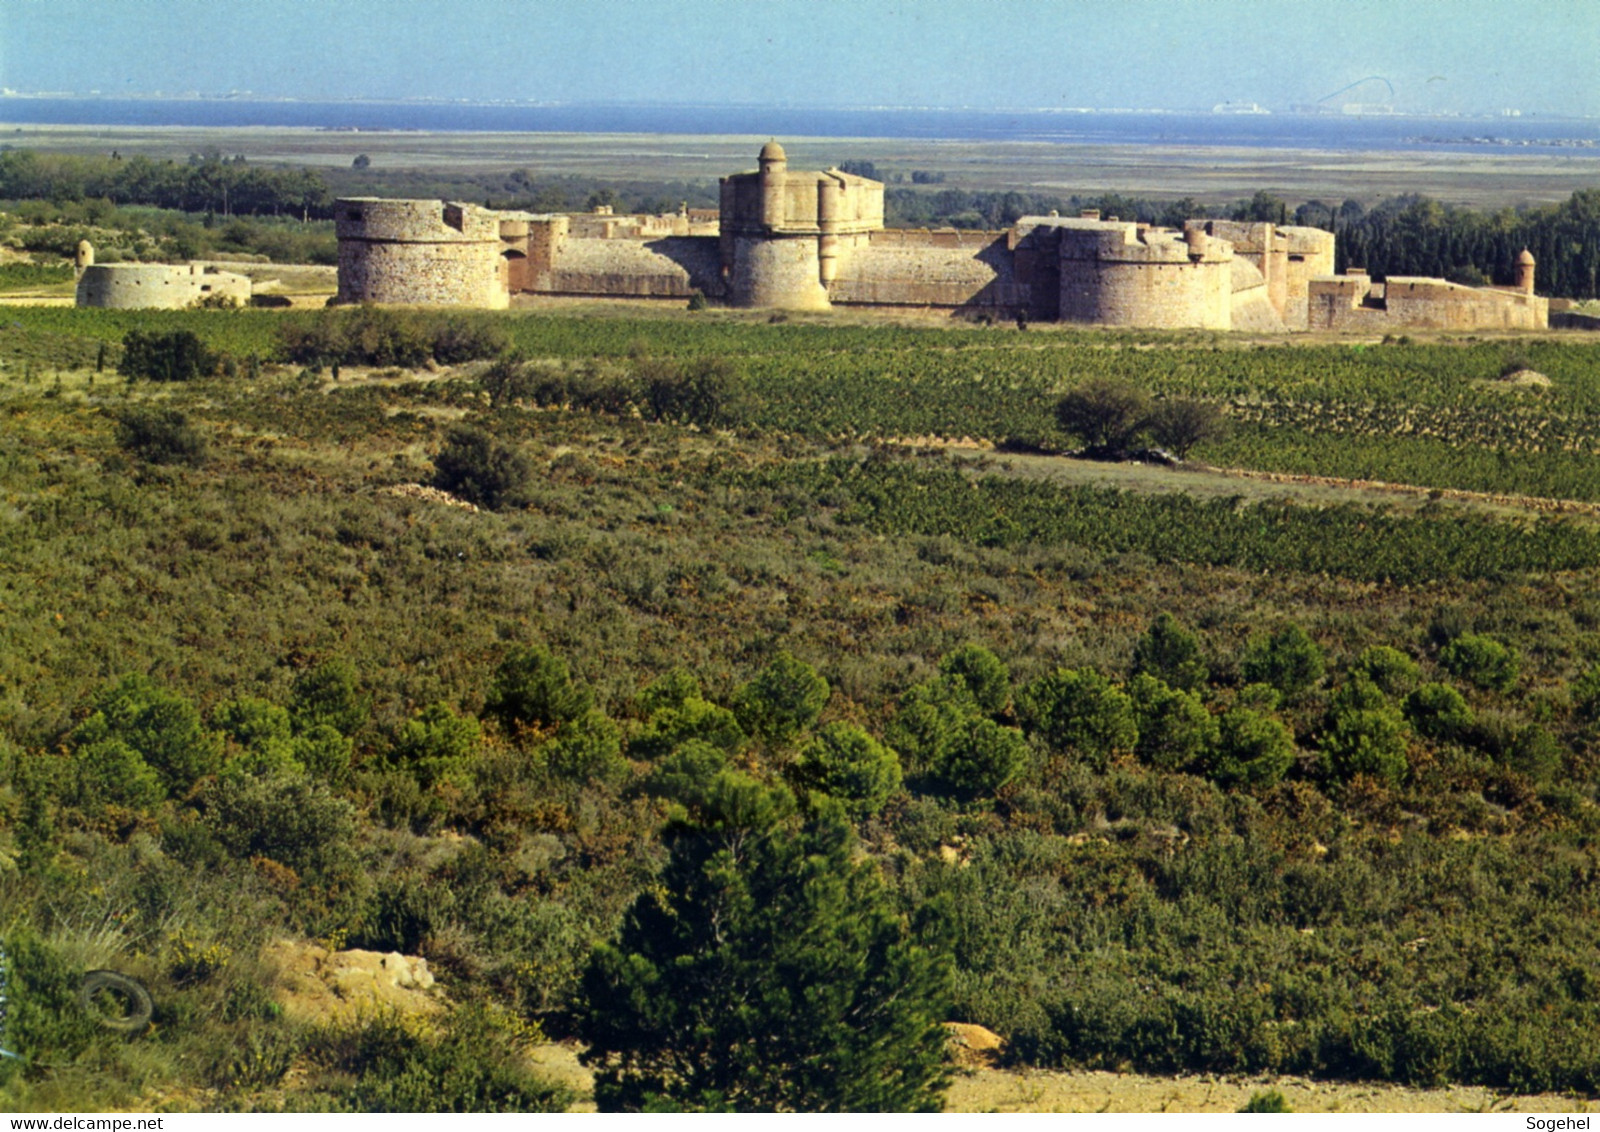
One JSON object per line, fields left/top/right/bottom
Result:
{"left": 719, "top": 142, "right": 884, "bottom": 309}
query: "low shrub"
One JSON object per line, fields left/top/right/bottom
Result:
{"left": 113, "top": 407, "right": 208, "bottom": 466}
{"left": 432, "top": 424, "right": 532, "bottom": 511}
{"left": 118, "top": 329, "right": 219, "bottom": 382}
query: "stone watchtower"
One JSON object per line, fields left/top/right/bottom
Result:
{"left": 718, "top": 141, "right": 884, "bottom": 309}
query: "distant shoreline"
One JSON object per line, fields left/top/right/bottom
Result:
{"left": 4, "top": 96, "right": 1600, "bottom": 156}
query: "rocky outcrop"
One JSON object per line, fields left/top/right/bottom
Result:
{"left": 265, "top": 939, "right": 444, "bottom": 1024}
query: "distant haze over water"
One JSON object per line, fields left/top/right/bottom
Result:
{"left": 4, "top": 98, "right": 1600, "bottom": 155}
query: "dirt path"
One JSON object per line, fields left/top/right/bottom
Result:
{"left": 901, "top": 438, "right": 1600, "bottom": 525}
{"left": 947, "top": 1066, "right": 1594, "bottom": 1113}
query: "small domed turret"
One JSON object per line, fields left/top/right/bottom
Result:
{"left": 759, "top": 141, "right": 787, "bottom": 230}
{"left": 1516, "top": 248, "right": 1536, "bottom": 294}
{"left": 75, "top": 239, "right": 94, "bottom": 275}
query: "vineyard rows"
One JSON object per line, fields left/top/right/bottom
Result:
{"left": 729, "top": 458, "right": 1600, "bottom": 586}
{"left": 8, "top": 307, "right": 1600, "bottom": 501}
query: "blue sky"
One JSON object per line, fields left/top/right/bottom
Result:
{"left": 3, "top": 0, "right": 1596, "bottom": 115}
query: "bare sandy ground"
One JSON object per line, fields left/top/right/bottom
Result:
{"left": 524, "top": 1043, "right": 1595, "bottom": 1113}
{"left": 946, "top": 1066, "right": 1596, "bottom": 1114}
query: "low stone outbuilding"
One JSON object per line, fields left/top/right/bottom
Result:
{"left": 76, "top": 262, "right": 252, "bottom": 309}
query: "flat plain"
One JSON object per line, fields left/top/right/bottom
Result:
{"left": 8, "top": 121, "right": 1600, "bottom": 207}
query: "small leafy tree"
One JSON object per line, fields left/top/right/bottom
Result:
{"left": 1507, "top": 724, "right": 1562, "bottom": 781}
{"left": 432, "top": 424, "right": 533, "bottom": 511}
{"left": 1240, "top": 1089, "right": 1293, "bottom": 1113}
{"left": 1571, "top": 664, "right": 1600, "bottom": 724}
{"left": 575, "top": 807, "right": 952, "bottom": 1111}
{"left": 390, "top": 702, "right": 482, "bottom": 787}
{"left": 787, "top": 723, "right": 902, "bottom": 817}
{"left": 937, "top": 644, "right": 1011, "bottom": 716}
{"left": 1054, "top": 378, "right": 1149, "bottom": 452}
{"left": 1146, "top": 399, "right": 1228, "bottom": 459}
{"left": 72, "top": 738, "right": 165, "bottom": 810}
{"left": 630, "top": 697, "right": 745, "bottom": 762}
{"left": 547, "top": 710, "right": 629, "bottom": 787}
{"left": 70, "top": 674, "right": 220, "bottom": 795}
{"left": 1439, "top": 633, "right": 1520, "bottom": 693}
{"left": 640, "top": 357, "right": 746, "bottom": 428}
{"left": 290, "top": 660, "right": 368, "bottom": 737}
{"left": 214, "top": 696, "right": 303, "bottom": 779}
{"left": 1351, "top": 646, "right": 1422, "bottom": 696}
{"left": 1242, "top": 624, "right": 1325, "bottom": 703}
{"left": 1404, "top": 682, "right": 1475, "bottom": 742}
{"left": 732, "top": 653, "right": 829, "bottom": 746}
{"left": 1131, "top": 612, "right": 1209, "bottom": 691}
{"left": 484, "top": 645, "right": 592, "bottom": 733}
{"left": 118, "top": 329, "right": 218, "bottom": 382}
{"left": 885, "top": 676, "right": 979, "bottom": 772}
{"left": 1129, "top": 673, "right": 1217, "bottom": 772}
{"left": 1321, "top": 679, "right": 1410, "bottom": 785}
{"left": 930, "top": 715, "right": 1030, "bottom": 799}
{"left": 1204, "top": 707, "right": 1296, "bottom": 788}
{"left": 1019, "top": 667, "right": 1138, "bottom": 770}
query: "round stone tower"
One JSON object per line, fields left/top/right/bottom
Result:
{"left": 334, "top": 198, "right": 510, "bottom": 308}
{"left": 1516, "top": 248, "right": 1536, "bottom": 295}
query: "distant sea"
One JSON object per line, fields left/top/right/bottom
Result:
{"left": 4, "top": 98, "right": 1600, "bottom": 155}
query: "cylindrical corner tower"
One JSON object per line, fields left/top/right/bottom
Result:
{"left": 335, "top": 198, "right": 509, "bottom": 308}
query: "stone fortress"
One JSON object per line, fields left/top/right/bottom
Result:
{"left": 332, "top": 141, "right": 1549, "bottom": 332}
{"left": 73, "top": 239, "right": 253, "bottom": 310}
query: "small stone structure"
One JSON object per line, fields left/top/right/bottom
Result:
{"left": 75, "top": 261, "right": 252, "bottom": 310}
{"left": 331, "top": 143, "right": 1548, "bottom": 332}
{"left": 1307, "top": 264, "right": 1547, "bottom": 331}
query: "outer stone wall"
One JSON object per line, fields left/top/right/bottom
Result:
{"left": 335, "top": 198, "right": 508, "bottom": 308}
{"left": 538, "top": 237, "right": 725, "bottom": 299}
{"left": 1307, "top": 272, "right": 1549, "bottom": 331}
{"left": 829, "top": 234, "right": 1023, "bottom": 310}
{"left": 76, "top": 263, "right": 251, "bottom": 309}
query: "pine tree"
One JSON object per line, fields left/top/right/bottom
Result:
{"left": 575, "top": 800, "right": 952, "bottom": 1112}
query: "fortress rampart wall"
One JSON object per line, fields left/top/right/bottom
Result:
{"left": 536, "top": 237, "right": 725, "bottom": 300}
{"left": 1279, "top": 226, "right": 1337, "bottom": 330}
{"left": 829, "top": 237, "right": 1023, "bottom": 310}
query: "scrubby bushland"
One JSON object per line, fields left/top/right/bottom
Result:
{"left": 6, "top": 312, "right": 1600, "bottom": 1110}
